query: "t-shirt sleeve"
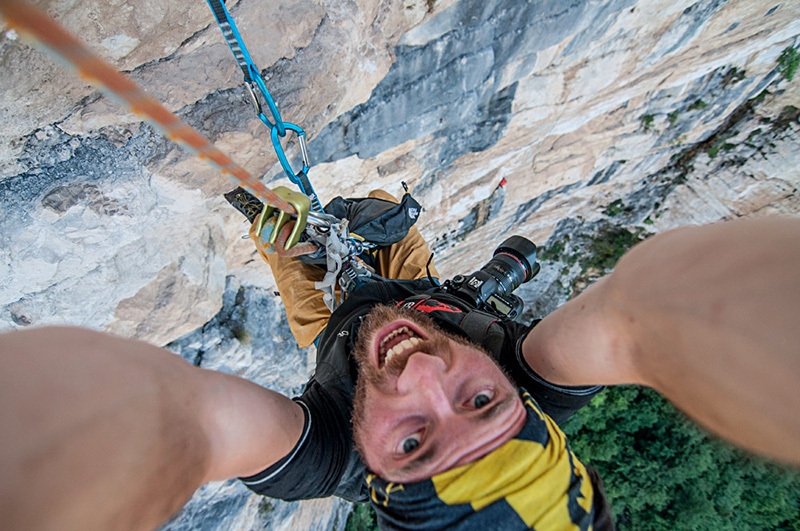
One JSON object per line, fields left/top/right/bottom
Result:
{"left": 496, "top": 320, "right": 604, "bottom": 425}
{"left": 238, "top": 381, "right": 367, "bottom": 502}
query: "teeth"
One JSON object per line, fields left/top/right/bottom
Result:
{"left": 380, "top": 326, "right": 410, "bottom": 349}
{"left": 379, "top": 326, "right": 421, "bottom": 366}
{"left": 385, "top": 337, "right": 421, "bottom": 363}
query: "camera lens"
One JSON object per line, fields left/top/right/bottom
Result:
{"left": 481, "top": 236, "right": 539, "bottom": 296}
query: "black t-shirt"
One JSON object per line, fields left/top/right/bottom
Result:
{"left": 240, "top": 280, "right": 602, "bottom": 502}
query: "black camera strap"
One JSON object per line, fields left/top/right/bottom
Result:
{"left": 396, "top": 293, "right": 507, "bottom": 357}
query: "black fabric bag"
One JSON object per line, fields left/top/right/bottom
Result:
{"left": 322, "top": 193, "right": 421, "bottom": 246}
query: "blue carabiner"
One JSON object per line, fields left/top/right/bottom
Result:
{"left": 250, "top": 65, "right": 286, "bottom": 137}
{"left": 271, "top": 123, "right": 310, "bottom": 185}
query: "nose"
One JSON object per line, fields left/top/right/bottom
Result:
{"left": 396, "top": 353, "right": 452, "bottom": 413}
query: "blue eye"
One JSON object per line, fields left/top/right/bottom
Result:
{"left": 473, "top": 392, "right": 492, "bottom": 408}
{"left": 401, "top": 436, "right": 420, "bottom": 454}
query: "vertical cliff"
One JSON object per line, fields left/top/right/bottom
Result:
{"left": 2, "top": 0, "right": 799, "bottom": 528}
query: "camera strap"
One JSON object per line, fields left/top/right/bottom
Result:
{"left": 396, "top": 293, "right": 507, "bottom": 357}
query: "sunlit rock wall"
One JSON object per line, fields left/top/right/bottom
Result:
{"left": 2, "top": 0, "right": 799, "bottom": 528}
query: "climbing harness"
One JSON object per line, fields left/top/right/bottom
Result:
{"left": 310, "top": 219, "right": 351, "bottom": 311}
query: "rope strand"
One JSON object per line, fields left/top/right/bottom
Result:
{"left": 0, "top": 0, "right": 299, "bottom": 216}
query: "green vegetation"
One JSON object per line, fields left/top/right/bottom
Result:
{"left": 745, "top": 127, "right": 763, "bottom": 147}
{"left": 722, "top": 67, "right": 746, "bottom": 87}
{"left": 582, "top": 226, "right": 643, "bottom": 272}
{"left": 604, "top": 199, "right": 627, "bottom": 217}
{"left": 567, "top": 225, "right": 644, "bottom": 297}
{"left": 563, "top": 386, "right": 800, "bottom": 530}
{"left": 667, "top": 110, "right": 679, "bottom": 125}
{"left": 258, "top": 498, "right": 275, "bottom": 518}
{"left": 538, "top": 238, "right": 570, "bottom": 263}
{"left": 641, "top": 114, "right": 655, "bottom": 130}
{"left": 777, "top": 46, "right": 800, "bottom": 81}
{"left": 232, "top": 325, "right": 250, "bottom": 343}
{"left": 539, "top": 223, "right": 644, "bottom": 300}
{"left": 669, "top": 133, "right": 687, "bottom": 147}
{"left": 346, "top": 503, "right": 379, "bottom": 531}
{"left": 688, "top": 99, "right": 708, "bottom": 112}
{"left": 707, "top": 141, "right": 735, "bottom": 159}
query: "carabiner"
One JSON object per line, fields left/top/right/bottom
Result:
{"left": 246, "top": 82, "right": 262, "bottom": 118}
{"left": 248, "top": 66, "right": 286, "bottom": 137}
{"left": 271, "top": 123, "right": 311, "bottom": 182}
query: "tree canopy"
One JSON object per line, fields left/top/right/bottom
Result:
{"left": 562, "top": 386, "right": 800, "bottom": 530}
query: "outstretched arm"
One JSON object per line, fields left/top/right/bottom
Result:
{"left": 523, "top": 216, "right": 800, "bottom": 465}
{"left": 0, "top": 327, "right": 303, "bottom": 531}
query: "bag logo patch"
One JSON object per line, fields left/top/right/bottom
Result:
{"left": 398, "top": 299, "right": 462, "bottom": 314}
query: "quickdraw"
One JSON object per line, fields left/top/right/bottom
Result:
{"left": 205, "top": 0, "right": 392, "bottom": 309}
{"left": 205, "top": 0, "right": 324, "bottom": 214}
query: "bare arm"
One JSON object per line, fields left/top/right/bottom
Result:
{"left": 0, "top": 326, "right": 303, "bottom": 531}
{"left": 523, "top": 216, "right": 800, "bottom": 465}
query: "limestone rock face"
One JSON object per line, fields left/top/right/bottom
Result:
{"left": 1, "top": 0, "right": 799, "bottom": 528}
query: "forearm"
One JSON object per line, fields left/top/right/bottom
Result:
{"left": 0, "top": 327, "right": 302, "bottom": 530}
{"left": 610, "top": 217, "right": 800, "bottom": 464}
{"left": 524, "top": 217, "right": 800, "bottom": 464}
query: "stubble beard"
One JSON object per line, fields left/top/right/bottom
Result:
{"left": 351, "top": 304, "right": 491, "bottom": 465}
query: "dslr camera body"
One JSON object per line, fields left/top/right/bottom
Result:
{"left": 432, "top": 235, "right": 540, "bottom": 321}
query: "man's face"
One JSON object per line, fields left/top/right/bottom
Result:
{"left": 352, "top": 305, "right": 527, "bottom": 483}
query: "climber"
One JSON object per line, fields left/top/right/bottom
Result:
{"left": 1, "top": 207, "right": 799, "bottom": 530}
{"left": 227, "top": 186, "right": 611, "bottom": 529}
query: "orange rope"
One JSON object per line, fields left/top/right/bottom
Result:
{"left": 0, "top": 0, "right": 297, "bottom": 215}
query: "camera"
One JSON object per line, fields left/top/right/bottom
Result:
{"left": 436, "top": 235, "right": 540, "bottom": 320}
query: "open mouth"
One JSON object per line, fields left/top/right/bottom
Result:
{"left": 377, "top": 324, "right": 424, "bottom": 368}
